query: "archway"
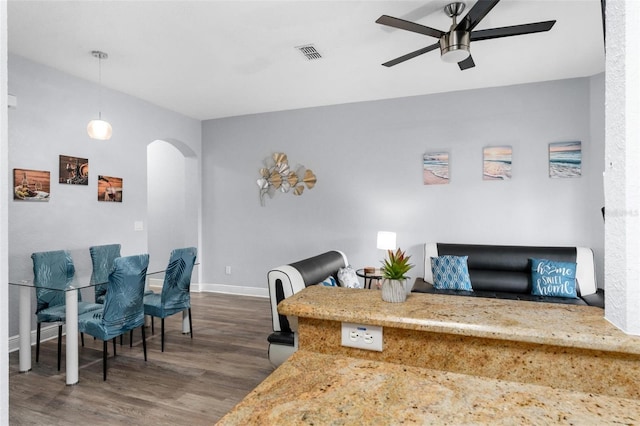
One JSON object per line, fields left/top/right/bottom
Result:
{"left": 147, "top": 139, "right": 199, "bottom": 284}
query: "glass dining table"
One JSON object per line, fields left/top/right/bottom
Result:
{"left": 9, "top": 269, "right": 172, "bottom": 385}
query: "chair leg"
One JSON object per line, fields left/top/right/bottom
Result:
{"left": 81, "top": 332, "right": 85, "bottom": 347}
{"left": 141, "top": 326, "right": 147, "bottom": 362}
{"left": 151, "top": 316, "right": 154, "bottom": 334}
{"left": 130, "top": 330, "right": 133, "bottom": 348}
{"left": 36, "top": 323, "right": 41, "bottom": 363}
{"left": 112, "top": 338, "right": 117, "bottom": 357}
{"left": 188, "top": 308, "right": 193, "bottom": 339}
{"left": 119, "top": 335, "right": 123, "bottom": 346}
{"left": 57, "top": 325, "right": 63, "bottom": 371}
{"left": 161, "top": 318, "right": 165, "bottom": 352}
{"left": 103, "top": 340, "right": 108, "bottom": 381}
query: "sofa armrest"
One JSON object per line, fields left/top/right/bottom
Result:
{"left": 268, "top": 250, "right": 348, "bottom": 333}
{"left": 581, "top": 288, "right": 605, "bottom": 308}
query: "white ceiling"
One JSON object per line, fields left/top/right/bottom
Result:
{"left": 7, "top": 0, "right": 604, "bottom": 121}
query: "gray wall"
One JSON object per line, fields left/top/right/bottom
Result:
{"left": 7, "top": 55, "right": 201, "bottom": 336}
{"left": 201, "top": 76, "right": 605, "bottom": 292}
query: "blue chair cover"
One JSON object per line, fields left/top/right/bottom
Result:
{"left": 31, "top": 249, "right": 102, "bottom": 370}
{"left": 144, "top": 247, "right": 197, "bottom": 319}
{"left": 144, "top": 247, "right": 196, "bottom": 352}
{"left": 79, "top": 254, "right": 149, "bottom": 341}
{"left": 32, "top": 250, "right": 101, "bottom": 322}
{"left": 89, "top": 244, "right": 121, "bottom": 304}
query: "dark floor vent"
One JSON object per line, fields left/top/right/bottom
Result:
{"left": 296, "top": 44, "right": 322, "bottom": 60}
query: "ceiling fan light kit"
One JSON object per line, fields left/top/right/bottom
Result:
{"left": 376, "top": 0, "right": 555, "bottom": 70}
{"left": 440, "top": 30, "right": 470, "bottom": 63}
{"left": 440, "top": 2, "right": 470, "bottom": 63}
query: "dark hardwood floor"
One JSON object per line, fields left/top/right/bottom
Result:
{"left": 9, "top": 292, "right": 275, "bottom": 425}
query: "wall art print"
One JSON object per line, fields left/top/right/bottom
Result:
{"left": 257, "top": 152, "right": 316, "bottom": 206}
{"left": 549, "top": 141, "right": 581, "bottom": 178}
{"left": 59, "top": 155, "right": 89, "bottom": 185}
{"left": 423, "top": 152, "right": 449, "bottom": 185}
{"left": 13, "top": 168, "right": 50, "bottom": 201}
{"left": 97, "top": 175, "right": 123, "bottom": 202}
{"left": 483, "top": 146, "right": 512, "bottom": 180}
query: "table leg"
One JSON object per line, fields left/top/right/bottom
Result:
{"left": 65, "top": 289, "right": 79, "bottom": 385}
{"left": 18, "top": 285, "right": 32, "bottom": 373}
{"left": 181, "top": 310, "right": 190, "bottom": 334}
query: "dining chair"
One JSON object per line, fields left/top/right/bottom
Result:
{"left": 78, "top": 254, "right": 149, "bottom": 381}
{"left": 144, "top": 247, "right": 197, "bottom": 352}
{"left": 32, "top": 250, "right": 102, "bottom": 371}
{"left": 89, "top": 244, "right": 121, "bottom": 304}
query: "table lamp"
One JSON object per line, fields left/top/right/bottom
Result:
{"left": 377, "top": 231, "right": 397, "bottom": 251}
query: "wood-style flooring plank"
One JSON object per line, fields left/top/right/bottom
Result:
{"left": 9, "top": 292, "right": 275, "bottom": 425}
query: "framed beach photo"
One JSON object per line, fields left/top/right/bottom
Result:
{"left": 423, "top": 152, "right": 449, "bottom": 185}
{"left": 549, "top": 141, "right": 581, "bottom": 178}
{"left": 483, "top": 146, "right": 512, "bottom": 180}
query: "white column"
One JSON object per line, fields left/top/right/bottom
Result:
{"left": 604, "top": 0, "right": 640, "bottom": 334}
{"left": 65, "top": 289, "right": 79, "bottom": 385}
{"left": 18, "top": 286, "right": 31, "bottom": 372}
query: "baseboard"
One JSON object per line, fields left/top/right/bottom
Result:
{"left": 9, "top": 323, "right": 63, "bottom": 353}
{"left": 197, "top": 283, "right": 268, "bottom": 298}
{"left": 148, "top": 277, "right": 163, "bottom": 289}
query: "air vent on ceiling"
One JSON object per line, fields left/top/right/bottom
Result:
{"left": 296, "top": 44, "right": 322, "bottom": 60}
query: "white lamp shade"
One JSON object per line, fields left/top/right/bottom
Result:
{"left": 377, "top": 231, "right": 397, "bottom": 251}
{"left": 441, "top": 47, "right": 470, "bottom": 63}
{"left": 87, "top": 119, "right": 112, "bottom": 140}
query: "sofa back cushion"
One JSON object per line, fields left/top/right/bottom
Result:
{"left": 426, "top": 243, "right": 578, "bottom": 294}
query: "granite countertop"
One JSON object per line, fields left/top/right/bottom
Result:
{"left": 278, "top": 286, "right": 640, "bottom": 355}
{"left": 217, "top": 350, "right": 640, "bottom": 425}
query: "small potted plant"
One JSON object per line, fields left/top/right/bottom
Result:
{"left": 380, "top": 248, "right": 414, "bottom": 302}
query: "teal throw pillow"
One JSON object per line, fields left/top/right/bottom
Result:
{"left": 318, "top": 275, "right": 338, "bottom": 287}
{"left": 530, "top": 258, "right": 577, "bottom": 298}
{"left": 430, "top": 255, "right": 473, "bottom": 291}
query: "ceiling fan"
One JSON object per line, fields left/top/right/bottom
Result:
{"left": 376, "top": 0, "right": 556, "bottom": 70}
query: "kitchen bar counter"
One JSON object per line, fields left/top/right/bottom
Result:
{"left": 278, "top": 285, "right": 637, "bottom": 354}
{"left": 218, "top": 286, "right": 640, "bottom": 423}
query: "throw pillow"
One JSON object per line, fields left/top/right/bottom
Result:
{"left": 530, "top": 258, "right": 578, "bottom": 298}
{"left": 318, "top": 275, "right": 338, "bottom": 287}
{"left": 430, "top": 255, "right": 473, "bottom": 291}
{"left": 338, "top": 265, "right": 361, "bottom": 288}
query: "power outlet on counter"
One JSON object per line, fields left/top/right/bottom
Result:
{"left": 341, "top": 322, "right": 383, "bottom": 352}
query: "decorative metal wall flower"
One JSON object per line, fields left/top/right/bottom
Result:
{"left": 257, "top": 153, "right": 316, "bottom": 206}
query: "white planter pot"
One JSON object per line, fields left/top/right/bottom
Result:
{"left": 381, "top": 279, "right": 407, "bottom": 303}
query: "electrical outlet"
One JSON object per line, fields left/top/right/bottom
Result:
{"left": 225, "top": 266, "right": 231, "bottom": 275}
{"left": 341, "top": 322, "right": 383, "bottom": 351}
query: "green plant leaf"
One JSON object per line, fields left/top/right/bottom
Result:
{"left": 380, "top": 248, "right": 414, "bottom": 280}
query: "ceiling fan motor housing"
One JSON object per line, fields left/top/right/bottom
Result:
{"left": 440, "top": 30, "right": 470, "bottom": 63}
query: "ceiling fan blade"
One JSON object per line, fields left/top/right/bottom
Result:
{"left": 455, "top": 0, "right": 500, "bottom": 32}
{"left": 376, "top": 15, "right": 444, "bottom": 39}
{"left": 381, "top": 42, "right": 440, "bottom": 67}
{"left": 470, "top": 20, "right": 556, "bottom": 42}
{"left": 458, "top": 55, "right": 475, "bottom": 70}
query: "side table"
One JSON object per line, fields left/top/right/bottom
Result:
{"left": 355, "top": 268, "right": 383, "bottom": 289}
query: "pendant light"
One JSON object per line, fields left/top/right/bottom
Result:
{"left": 87, "top": 50, "right": 112, "bottom": 140}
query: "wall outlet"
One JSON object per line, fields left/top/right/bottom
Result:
{"left": 341, "top": 322, "right": 383, "bottom": 351}
{"left": 225, "top": 266, "right": 231, "bottom": 275}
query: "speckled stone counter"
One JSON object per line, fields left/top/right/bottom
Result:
{"left": 218, "top": 350, "right": 640, "bottom": 425}
{"left": 219, "top": 286, "right": 640, "bottom": 424}
{"left": 278, "top": 286, "right": 640, "bottom": 399}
